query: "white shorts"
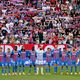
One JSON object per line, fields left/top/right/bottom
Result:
{"left": 35, "top": 60, "right": 46, "bottom": 65}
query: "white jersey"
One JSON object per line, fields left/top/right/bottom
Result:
{"left": 36, "top": 49, "right": 44, "bottom": 61}
{"left": 35, "top": 49, "right": 45, "bottom": 65}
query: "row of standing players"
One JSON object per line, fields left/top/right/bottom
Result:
{"left": 0, "top": 46, "right": 80, "bottom": 75}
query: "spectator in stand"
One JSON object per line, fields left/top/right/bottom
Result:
{"left": 0, "top": 0, "right": 79, "bottom": 48}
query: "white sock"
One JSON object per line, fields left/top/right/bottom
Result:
{"left": 37, "top": 67, "right": 39, "bottom": 74}
{"left": 41, "top": 67, "right": 44, "bottom": 75}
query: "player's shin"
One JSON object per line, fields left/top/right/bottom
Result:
{"left": 15, "top": 66, "right": 17, "bottom": 75}
{"left": 70, "top": 66, "right": 73, "bottom": 74}
{"left": 28, "top": 65, "right": 32, "bottom": 74}
{"left": 7, "top": 66, "right": 10, "bottom": 75}
{"left": 34, "top": 65, "right": 37, "bottom": 74}
{"left": 41, "top": 67, "right": 44, "bottom": 75}
{"left": 48, "top": 64, "right": 50, "bottom": 73}
{"left": 12, "top": 66, "right": 15, "bottom": 75}
{"left": 12, "top": 66, "right": 17, "bottom": 75}
{"left": 46, "top": 65, "right": 50, "bottom": 74}
{"left": 66, "top": 66, "right": 68, "bottom": 73}
{"left": 79, "top": 66, "right": 80, "bottom": 74}
{"left": 54, "top": 64, "right": 58, "bottom": 73}
{"left": 74, "top": 66, "right": 77, "bottom": 74}
{"left": 2, "top": 67, "right": 5, "bottom": 75}
{"left": 46, "top": 66, "right": 48, "bottom": 74}
{"left": 60, "top": 66, "right": 64, "bottom": 74}
{"left": 36, "top": 67, "right": 39, "bottom": 75}
{"left": 22, "top": 65, "right": 25, "bottom": 75}
{"left": 19, "top": 66, "right": 22, "bottom": 75}
{"left": 5, "top": 66, "right": 7, "bottom": 75}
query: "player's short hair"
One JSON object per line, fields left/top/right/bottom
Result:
{"left": 47, "top": 48, "right": 51, "bottom": 50}
{"left": 14, "top": 46, "right": 17, "bottom": 51}
{"left": 7, "top": 48, "right": 10, "bottom": 50}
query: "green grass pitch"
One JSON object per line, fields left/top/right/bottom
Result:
{"left": 0, "top": 66, "right": 80, "bottom": 80}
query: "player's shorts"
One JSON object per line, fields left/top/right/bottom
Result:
{"left": 31, "top": 61, "right": 36, "bottom": 66}
{"left": 71, "top": 61, "right": 76, "bottom": 66}
{"left": 35, "top": 60, "right": 46, "bottom": 66}
{"left": 22, "top": 60, "right": 25, "bottom": 66}
{"left": 46, "top": 61, "right": 51, "bottom": 66}
{"left": 53, "top": 59, "right": 59, "bottom": 65}
{"left": 11, "top": 62, "right": 16, "bottom": 67}
{"left": 16, "top": 62, "right": 19, "bottom": 66}
{"left": 8, "top": 62, "right": 12, "bottom": 67}
{"left": 48, "top": 62, "right": 51, "bottom": 66}
{"left": 17, "top": 61, "right": 23, "bottom": 66}
{"left": 77, "top": 61, "right": 80, "bottom": 66}
{"left": 1, "top": 62, "right": 8, "bottom": 67}
{"left": 61, "top": 61, "right": 68, "bottom": 66}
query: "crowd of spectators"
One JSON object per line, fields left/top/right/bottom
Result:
{"left": 0, "top": 0, "right": 80, "bottom": 47}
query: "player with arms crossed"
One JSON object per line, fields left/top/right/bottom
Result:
{"left": 0, "top": 47, "right": 7, "bottom": 75}
{"left": 53, "top": 45, "right": 62, "bottom": 74}
{"left": 70, "top": 48, "right": 77, "bottom": 75}
{"left": 35, "top": 45, "right": 45, "bottom": 75}
{"left": 60, "top": 48, "right": 69, "bottom": 75}
{"left": 10, "top": 46, "right": 18, "bottom": 75}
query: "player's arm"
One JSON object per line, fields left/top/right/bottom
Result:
{"left": 18, "top": 50, "right": 21, "bottom": 57}
{"left": 43, "top": 52, "right": 46, "bottom": 60}
{"left": 76, "top": 50, "right": 80, "bottom": 64}
{"left": 10, "top": 50, "right": 14, "bottom": 58}
{"left": 59, "top": 49, "right": 62, "bottom": 58}
{"left": 34, "top": 45, "right": 40, "bottom": 54}
{"left": 51, "top": 49, "right": 54, "bottom": 58}
{"left": 26, "top": 50, "right": 31, "bottom": 59}
{"left": 76, "top": 58, "right": 80, "bottom": 64}
{"left": 3, "top": 52, "right": 6, "bottom": 58}
{"left": 35, "top": 49, "right": 39, "bottom": 54}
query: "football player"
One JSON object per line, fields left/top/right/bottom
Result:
{"left": 0, "top": 47, "right": 7, "bottom": 75}
{"left": 45, "top": 48, "right": 53, "bottom": 75}
{"left": 35, "top": 45, "right": 45, "bottom": 75}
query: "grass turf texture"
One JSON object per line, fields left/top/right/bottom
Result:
{"left": 0, "top": 66, "right": 80, "bottom": 80}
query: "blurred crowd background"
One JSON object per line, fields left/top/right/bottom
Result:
{"left": 0, "top": 0, "right": 80, "bottom": 47}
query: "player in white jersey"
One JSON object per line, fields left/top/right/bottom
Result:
{"left": 35, "top": 45, "right": 45, "bottom": 75}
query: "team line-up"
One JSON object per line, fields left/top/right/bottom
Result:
{"left": 0, "top": 45, "right": 80, "bottom": 75}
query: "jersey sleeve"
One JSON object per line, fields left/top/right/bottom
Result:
{"left": 11, "top": 50, "right": 14, "bottom": 55}
{"left": 76, "top": 50, "right": 80, "bottom": 57}
{"left": 10, "top": 50, "right": 14, "bottom": 58}
{"left": 3, "top": 52, "right": 6, "bottom": 57}
{"left": 66, "top": 51, "right": 72, "bottom": 56}
{"left": 35, "top": 49, "right": 39, "bottom": 54}
{"left": 26, "top": 50, "right": 31, "bottom": 58}
{"left": 59, "top": 50, "right": 62, "bottom": 57}
{"left": 51, "top": 49, "right": 54, "bottom": 57}
{"left": 43, "top": 52, "right": 46, "bottom": 60}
